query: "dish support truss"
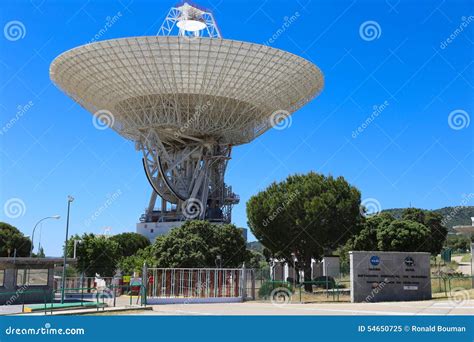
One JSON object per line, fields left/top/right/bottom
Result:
{"left": 139, "top": 130, "right": 239, "bottom": 223}
{"left": 147, "top": 4, "right": 232, "bottom": 224}
{"left": 157, "top": 3, "right": 221, "bottom": 39}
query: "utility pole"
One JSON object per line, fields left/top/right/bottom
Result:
{"left": 61, "top": 195, "right": 74, "bottom": 304}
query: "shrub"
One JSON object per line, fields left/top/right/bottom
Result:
{"left": 258, "top": 281, "right": 293, "bottom": 299}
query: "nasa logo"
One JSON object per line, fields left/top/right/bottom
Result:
{"left": 370, "top": 255, "right": 380, "bottom": 266}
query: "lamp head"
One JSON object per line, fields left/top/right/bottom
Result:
{"left": 52, "top": 215, "right": 61, "bottom": 219}
{"left": 68, "top": 195, "right": 74, "bottom": 203}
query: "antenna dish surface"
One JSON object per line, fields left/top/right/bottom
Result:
{"left": 50, "top": 36, "right": 323, "bottom": 145}
{"left": 50, "top": 2, "right": 324, "bottom": 230}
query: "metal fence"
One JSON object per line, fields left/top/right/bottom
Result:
{"left": 258, "top": 276, "right": 473, "bottom": 304}
{"left": 147, "top": 268, "right": 239, "bottom": 298}
{"left": 53, "top": 277, "right": 114, "bottom": 292}
{"left": 0, "top": 284, "right": 147, "bottom": 315}
{"left": 145, "top": 268, "right": 256, "bottom": 303}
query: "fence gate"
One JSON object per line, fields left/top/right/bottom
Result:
{"left": 145, "top": 268, "right": 255, "bottom": 304}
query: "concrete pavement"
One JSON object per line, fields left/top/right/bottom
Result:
{"left": 103, "top": 300, "right": 474, "bottom": 316}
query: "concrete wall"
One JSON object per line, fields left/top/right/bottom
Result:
{"left": 322, "top": 257, "right": 340, "bottom": 278}
{"left": 350, "top": 251, "right": 432, "bottom": 303}
{"left": 272, "top": 257, "right": 341, "bottom": 281}
{"left": 272, "top": 262, "right": 285, "bottom": 281}
{"left": 312, "top": 257, "right": 340, "bottom": 278}
{"left": 136, "top": 221, "right": 183, "bottom": 241}
{"left": 311, "top": 261, "right": 323, "bottom": 278}
{"left": 0, "top": 268, "right": 54, "bottom": 305}
{"left": 137, "top": 222, "right": 248, "bottom": 243}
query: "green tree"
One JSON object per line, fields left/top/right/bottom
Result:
{"left": 67, "top": 233, "right": 120, "bottom": 277}
{"left": 402, "top": 208, "right": 447, "bottom": 255}
{"left": 36, "top": 246, "right": 46, "bottom": 258}
{"left": 423, "top": 211, "right": 448, "bottom": 255}
{"left": 446, "top": 235, "right": 471, "bottom": 252}
{"left": 110, "top": 232, "right": 150, "bottom": 257}
{"left": 117, "top": 245, "right": 156, "bottom": 274}
{"left": 350, "top": 213, "right": 395, "bottom": 251}
{"left": 401, "top": 208, "right": 426, "bottom": 223}
{"left": 153, "top": 220, "right": 249, "bottom": 268}
{"left": 0, "top": 222, "right": 31, "bottom": 257}
{"left": 247, "top": 172, "right": 362, "bottom": 292}
{"left": 246, "top": 250, "right": 266, "bottom": 269}
{"left": 376, "top": 220, "right": 430, "bottom": 252}
{"left": 341, "top": 210, "right": 448, "bottom": 262}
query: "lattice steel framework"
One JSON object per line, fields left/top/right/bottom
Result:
{"left": 158, "top": 2, "right": 221, "bottom": 39}
{"left": 50, "top": 3, "right": 324, "bottom": 224}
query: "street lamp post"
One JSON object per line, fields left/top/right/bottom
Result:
{"left": 61, "top": 195, "right": 74, "bottom": 304}
{"left": 30, "top": 216, "right": 61, "bottom": 257}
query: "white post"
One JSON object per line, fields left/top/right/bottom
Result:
{"left": 241, "top": 263, "right": 247, "bottom": 301}
{"left": 471, "top": 242, "right": 474, "bottom": 288}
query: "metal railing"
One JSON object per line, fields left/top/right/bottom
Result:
{"left": 147, "top": 268, "right": 248, "bottom": 299}
{"left": 0, "top": 284, "right": 147, "bottom": 315}
{"left": 53, "top": 277, "right": 114, "bottom": 291}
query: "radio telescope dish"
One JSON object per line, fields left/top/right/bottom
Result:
{"left": 50, "top": 2, "right": 324, "bottom": 240}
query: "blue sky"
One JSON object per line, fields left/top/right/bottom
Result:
{"left": 0, "top": 0, "right": 473, "bottom": 257}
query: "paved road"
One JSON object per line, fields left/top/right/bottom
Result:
{"left": 121, "top": 300, "right": 474, "bottom": 316}
{"left": 453, "top": 255, "right": 472, "bottom": 276}
{"left": 4, "top": 295, "right": 473, "bottom": 316}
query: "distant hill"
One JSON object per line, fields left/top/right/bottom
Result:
{"left": 247, "top": 207, "right": 474, "bottom": 250}
{"left": 382, "top": 206, "right": 474, "bottom": 230}
{"left": 247, "top": 241, "right": 263, "bottom": 252}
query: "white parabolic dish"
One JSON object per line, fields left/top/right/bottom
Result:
{"left": 50, "top": 36, "right": 324, "bottom": 146}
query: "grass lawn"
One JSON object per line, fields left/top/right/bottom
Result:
{"left": 432, "top": 288, "right": 474, "bottom": 300}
